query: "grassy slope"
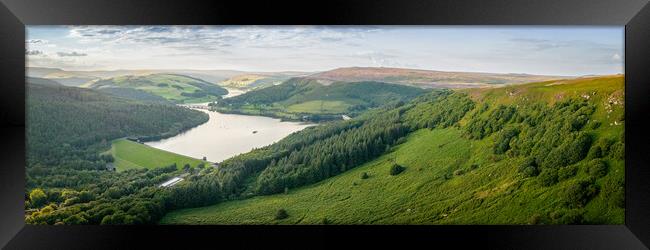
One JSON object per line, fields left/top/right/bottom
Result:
{"left": 162, "top": 76, "right": 624, "bottom": 225}
{"left": 215, "top": 79, "right": 425, "bottom": 120}
{"left": 91, "top": 74, "right": 228, "bottom": 104}
{"left": 110, "top": 139, "right": 206, "bottom": 171}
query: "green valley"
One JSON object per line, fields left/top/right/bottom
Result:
{"left": 23, "top": 26, "right": 626, "bottom": 228}
{"left": 162, "top": 75, "right": 624, "bottom": 225}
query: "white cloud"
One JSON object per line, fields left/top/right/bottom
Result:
{"left": 57, "top": 51, "right": 87, "bottom": 57}
{"left": 26, "top": 26, "right": 623, "bottom": 75}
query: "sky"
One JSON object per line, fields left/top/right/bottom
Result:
{"left": 26, "top": 26, "right": 624, "bottom": 76}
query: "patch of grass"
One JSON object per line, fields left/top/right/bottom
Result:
{"left": 286, "top": 100, "right": 352, "bottom": 114}
{"left": 110, "top": 139, "right": 206, "bottom": 171}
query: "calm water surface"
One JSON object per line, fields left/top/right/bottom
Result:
{"left": 145, "top": 89, "right": 313, "bottom": 162}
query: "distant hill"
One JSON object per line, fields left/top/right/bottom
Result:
{"left": 27, "top": 68, "right": 96, "bottom": 87}
{"left": 26, "top": 67, "right": 308, "bottom": 89}
{"left": 88, "top": 74, "right": 229, "bottom": 104}
{"left": 307, "top": 67, "right": 571, "bottom": 88}
{"left": 26, "top": 77, "right": 62, "bottom": 86}
{"left": 218, "top": 74, "right": 296, "bottom": 90}
{"left": 214, "top": 78, "right": 427, "bottom": 121}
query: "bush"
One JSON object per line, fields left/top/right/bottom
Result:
{"left": 518, "top": 157, "right": 539, "bottom": 177}
{"left": 585, "top": 159, "right": 608, "bottom": 178}
{"left": 602, "top": 178, "right": 625, "bottom": 208}
{"left": 322, "top": 217, "right": 330, "bottom": 225}
{"left": 550, "top": 209, "right": 584, "bottom": 224}
{"left": 29, "top": 188, "right": 47, "bottom": 208}
{"left": 360, "top": 172, "right": 369, "bottom": 179}
{"left": 587, "top": 138, "right": 612, "bottom": 160}
{"left": 558, "top": 165, "right": 578, "bottom": 181}
{"left": 564, "top": 178, "right": 599, "bottom": 208}
{"left": 493, "top": 126, "right": 520, "bottom": 154}
{"left": 609, "top": 142, "right": 624, "bottom": 160}
{"left": 63, "top": 214, "right": 88, "bottom": 225}
{"left": 589, "top": 120, "right": 601, "bottom": 129}
{"left": 389, "top": 164, "right": 405, "bottom": 176}
{"left": 538, "top": 168, "right": 558, "bottom": 187}
{"left": 586, "top": 145, "right": 603, "bottom": 160}
{"left": 275, "top": 209, "right": 289, "bottom": 220}
{"left": 528, "top": 214, "right": 542, "bottom": 225}
{"left": 78, "top": 191, "right": 95, "bottom": 203}
{"left": 542, "top": 133, "right": 592, "bottom": 169}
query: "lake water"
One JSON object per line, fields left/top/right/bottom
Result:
{"left": 145, "top": 89, "right": 313, "bottom": 163}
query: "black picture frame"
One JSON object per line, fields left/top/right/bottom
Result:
{"left": 1, "top": 0, "right": 649, "bottom": 249}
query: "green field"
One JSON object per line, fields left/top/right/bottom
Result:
{"left": 285, "top": 100, "right": 352, "bottom": 114}
{"left": 110, "top": 139, "right": 206, "bottom": 171}
{"left": 161, "top": 76, "right": 624, "bottom": 225}
{"left": 90, "top": 74, "right": 228, "bottom": 104}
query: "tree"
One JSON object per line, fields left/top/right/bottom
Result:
{"left": 275, "top": 209, "right": 289, "bottom": 220}
{"left": 585, "top": 159, "right": 608, "bottom": 178}
{"left": 564, "top": 178, "right": 599, "bottom": 208}
{"left": 360, "top": 172, "right": 369, "bottom": 179}
{"left": 538, "top": 168, "right": 558, "bottom": 187}
{"left": 29, "top": 188, "right": 47, "bottom": 208}
{"left": 518, "top": 157, "right": 539, "bottom": 177}
{"left": 63, "top": 214, "right": 88, "bottom": 225}
{"left": 389, "top": 164, "right": 405, "bottom": 176}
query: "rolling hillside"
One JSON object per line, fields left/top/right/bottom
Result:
{"left": 213, "top": 78, "right": 427, "bottom": 121}
{"left": 219, "top": 74, "right": 289, "bottom": 90}
{"left": 89, "top": 74, "right": 229, "bottom": 103}
{"left": 308, "top": 67, "right": 570, "bottom": 89}
{"left": 162, "top": 75, "right": 624, "bottom": 225}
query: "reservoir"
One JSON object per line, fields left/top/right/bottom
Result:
{"left": 145, "top": 89, "right": 313, "bottom": 162}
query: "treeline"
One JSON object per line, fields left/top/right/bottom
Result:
{"left": 255, "top": 109, "right": 408, "bottom": 194}
{"left": 27, "top": 165, "right": 225, "bottom": 225}
{"left": 216, "top": 119, "right": 367, "bottom": 197}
